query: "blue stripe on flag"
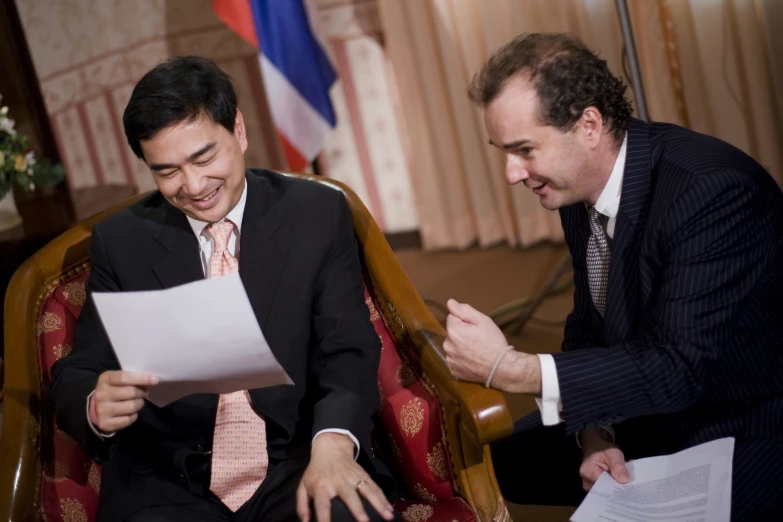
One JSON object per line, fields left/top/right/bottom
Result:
{"left": 249, "top": 0, "right": 336, "bottom": 126}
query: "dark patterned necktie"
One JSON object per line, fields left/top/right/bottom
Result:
{"left": 587, "top": 207, "right": 610, "bottom": 316}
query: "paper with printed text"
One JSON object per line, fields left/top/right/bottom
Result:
{"left": 571, "top": 437, "right": 734, "bottom": 522}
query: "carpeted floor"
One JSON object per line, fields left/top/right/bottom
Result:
{"left": 396, "top": 242, "right": 578, "bottom": 522}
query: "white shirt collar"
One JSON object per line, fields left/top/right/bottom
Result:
{"left": 186, "top": 177, "right": 248, "bottom": 238}
{"left": 593, "top": 133, "right": 628, "bottom": 219}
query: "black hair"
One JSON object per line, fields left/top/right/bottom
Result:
{"left": 123, "top": 56, "right": 238, "bottom": 160}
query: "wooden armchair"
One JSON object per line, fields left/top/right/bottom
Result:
{"left": 0, "top": 172, "right": 513, "bottom": 522}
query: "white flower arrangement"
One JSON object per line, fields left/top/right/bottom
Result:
{"left": 0, "top": 92, "right": 65, "bottom": 199}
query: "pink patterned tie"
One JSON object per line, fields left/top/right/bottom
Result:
{"left": 206, "top": 220, "right": 268, "bottom": 511}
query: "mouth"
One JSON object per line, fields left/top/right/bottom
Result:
{"left": 530, "top": 182, "right": 548, "bottom": 195}
{"left": 189, "top": 187, "right": 220, "bottom": 210}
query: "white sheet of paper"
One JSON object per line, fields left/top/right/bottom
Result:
{"left": 571, "top": 437, "right": 734, "bottom": 522}
{"left": 92, "top": 273, "right": 293, "bottom": 407}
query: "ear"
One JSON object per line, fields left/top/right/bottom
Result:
{"left": 580, "top": 107, "right": 605, "bottom": 150}
{"left": 234, "top": 109, "right": 249, "bottom": 154}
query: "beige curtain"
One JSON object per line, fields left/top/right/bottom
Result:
{"left": 379, "top": 0, "right": 783, "bottom": 250}
{"left": 630, "top": 0, "right": 783, "bottom": 185}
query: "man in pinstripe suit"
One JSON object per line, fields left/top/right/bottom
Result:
{"left": 443, "top": 33, "right": 783, "bottom": 520}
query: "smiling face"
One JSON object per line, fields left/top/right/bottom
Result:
{"left": 484, "top": 75, "right": 609, "bottom": 210}
{"left": 140, "top": 110, "right": 248, "bottom": 223}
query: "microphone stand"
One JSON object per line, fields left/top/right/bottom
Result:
{"left": 616, "top": 0, "right": 650, "bottom": 122}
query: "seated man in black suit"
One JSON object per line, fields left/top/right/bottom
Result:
{"left": 49, "top": 56, "right": 400, "bottom": 522}
{"left": 441, "top": 33, "right": 783, "bottom": 521}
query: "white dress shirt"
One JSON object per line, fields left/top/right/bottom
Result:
{"left": 535, "top": 133, "right": 628, "bottom": 427}
{"left": 90, "top": 179, "right": 360, "bottom": 458}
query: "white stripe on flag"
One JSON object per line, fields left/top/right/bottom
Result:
{"left": 259, "top": 54, "right": 334, "bottom": 161}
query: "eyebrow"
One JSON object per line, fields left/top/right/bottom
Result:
{"left": 148, "top": 142, "right": 217, "bottom": 171}
{"left": 488, "top": 139, "right": 533, "bottom": 150}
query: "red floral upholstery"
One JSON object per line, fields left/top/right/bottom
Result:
{"left": 366, "top": 288, "right": 457, "bottom": 496}
{"left": 395, "top": 499, "right": 477, "bottom": 522}
{"left": 36, "top": 270, "right": 475, "bottom": 522}
{"left": 36, "top": 271, "right": 100, "bottom": 522}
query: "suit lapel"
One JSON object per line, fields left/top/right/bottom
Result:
{"left": 149, "top": 173, "right": 291, "bottom": 430}
{"left": 239, "top": 172, "right": 290, "bottom": 332}
{"left": 239, "top": 172, "right": 291, "bottom": 436}
{"left": 152, "top": 204, "right": 205, "bottom": 288}
{"left": 604, "top": 119, "right": 653, "bottom": 345}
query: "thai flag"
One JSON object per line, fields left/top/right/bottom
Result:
{"left": 213, "top": 0, "right": 337, "bottom": 171}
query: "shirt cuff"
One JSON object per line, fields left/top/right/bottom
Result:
{"left": 86, "top": 390, "right": 116, "bottom": 440}
{"left": 313, "top": 429, "right": 360, "bottom": 460}
{"left": 535, "top": 353, "right": 563, "bottom": 426}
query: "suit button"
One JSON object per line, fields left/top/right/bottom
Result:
{"left": 196, "top": 445, "right": 203, "bottom": 452}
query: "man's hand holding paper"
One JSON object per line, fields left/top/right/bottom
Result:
{"left": 92, "top": 273, "right": 293, "bottom": 408}
{"left": 91, "top": 370, "right": 158, "bottom": 433}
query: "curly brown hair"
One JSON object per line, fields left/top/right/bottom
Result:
{"left": 468, "top": 33, "right": 632, "bottom": 144}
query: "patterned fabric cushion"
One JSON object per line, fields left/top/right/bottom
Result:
{"left": 365, "top": 288, "right": 459, "bottom": 504}
{"left": 36, "top": 270, "right": 475, "bottom": 521}
{"left": 396, "top": 498, "right": 477, "bottom": 522}
{"left": 36, "top": 270, "right": 100, "bottom": 522}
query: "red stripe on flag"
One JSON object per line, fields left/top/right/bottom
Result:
{"left": 212, "top": 0, "right": 258, "bottom": 47}
{"left": 278, "top": 131, "right": 309, "bottom": 172}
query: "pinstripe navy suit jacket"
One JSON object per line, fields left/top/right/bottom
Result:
{"left": 529, "top": 118, "right": 783, "bottom": 449}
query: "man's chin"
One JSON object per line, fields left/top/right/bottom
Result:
{"left": 537, "top": 194, "right": 562, "bottom": 211}
{"left": 181, "top": 204, "right": 229, "bottom": 224}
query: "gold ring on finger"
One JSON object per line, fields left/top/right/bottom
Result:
{"left": 356, "top": 479, "right": 367, "bottom": 490}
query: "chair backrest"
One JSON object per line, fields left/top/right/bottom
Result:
{"left": 1, "top": 173, "right": 479, "bottom": 521}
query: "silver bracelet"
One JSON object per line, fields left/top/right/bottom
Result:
{"left": 485, "top": 345, "right": 514, "bottom": 388}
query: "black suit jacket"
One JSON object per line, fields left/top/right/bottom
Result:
{"left": 49, "top": 169, "right": 389, "bottom": 520}
{"left": 519, "top": 119, "right": 783, "bottom": 451}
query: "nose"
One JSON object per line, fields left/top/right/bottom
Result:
{"left": 181, "top": 168, "right": 208, "bottom": 197}
{"left": 505, "top": 154, "right": 529, "bottom": 185}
